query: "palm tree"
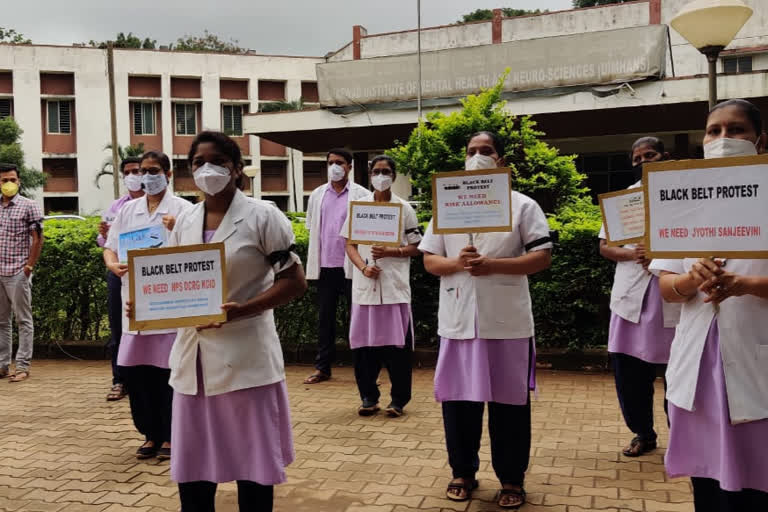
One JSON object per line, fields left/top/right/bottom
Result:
{"left": 95, "top": 143, "right": 145, "bottom": 188}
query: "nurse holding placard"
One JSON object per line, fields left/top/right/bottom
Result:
{"left": 650, "top": 99, "right": 768, "bottom": 511}
{"left": 420, "top": 131, "right": 551, "bottom": 509}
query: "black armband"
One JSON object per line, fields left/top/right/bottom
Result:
{"left": 267, "top": 245, "right": 296, "bottom": 266}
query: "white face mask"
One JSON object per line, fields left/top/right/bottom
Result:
{"left": 193, "top": 162, "right": 231, "bottom": 196}
{"left": 124, "top": 173, "right": 143, "bottom": 192}
{"left": 703, "top": 137, "right": 759, "bottom": 159}
{"left": 142, "top": 173, "right": 168, "bottom": 196}
{"left": 371, "top": 174, "right": 393, "bottom": 192}
{"left": 465, "top": 153, "right": 498, "bottom": 171}
{"left": 328, "top": 163, "right": 347, "bottom": 182}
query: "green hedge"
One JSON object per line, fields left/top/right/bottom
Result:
{"left": 32, "top": 204, "right": 612, "bottom": 351}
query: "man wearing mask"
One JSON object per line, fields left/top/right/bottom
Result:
{"left": 0, "top": 163, "right": 43, "bottom": 383}
{"left": 598, "top": 137, "right": 680, "bottom": 458}
{"left": 98, "top": 157, "right": 144, "bottom": 401}
{"left": 303, "top": 149, "right": 368, "bottom": 385}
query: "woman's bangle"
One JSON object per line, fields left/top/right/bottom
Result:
{"left": 397, "top": 247, "right": 403, "bottom": 257}
{"left": 672, "top": 275, "right": 692, "bottom": 298}
{"left": 360, "top": 265, "right": 368, "bottom": 273}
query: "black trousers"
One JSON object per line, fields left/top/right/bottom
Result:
{"left": 691, "top": 477, "right": 768, "bottom": 511}
{"left": 179, "top": 480, "right": 273, "bottom": 512}
{"left": 612, "top": 353, "right": 668, "bottom": 441}
{"left": 123, "top": 365, "right": 172, "bottom": 445}
{"left": 442, "top": 399, "right": 531, "bottom": 486}
{"left": 315, "top": 267, "right": 351, "bottom": 376}
{"left": 106, "top": 271, "right": 125, "bottom": 386}
{"left": 354, "top": 333, "right": 412, "bottom": 408}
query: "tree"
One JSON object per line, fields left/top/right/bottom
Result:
{"left": 95, "top": 143, "right": 145, "bottom": 188}
{"left": 0, "top": 27, "right": 31, "bottom": 44}
{"left": 0, "top": 117, "right": 45, "bottom": 196}
{"left": 172, "top": 30, "right": 247, "bottom": 54}
{"left": 88, "top": 32, "right": 156, "bottom": 49}
{"left": 387, "top": 71, "right": 586, "bottom": 213}
{"left": 458, "top": 8, "right": 545, "bottom": 23}
{"left": 572, "top": 0, "right": 628, "bottom": 8}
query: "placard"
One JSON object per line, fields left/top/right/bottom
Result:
{"left": 431, "top": 168, "right": 513, "bottom": 234}
{"left": 598, "top": 187, "right": 645, "bottom": 246}
{"left": 128, "top": 243, "right": 228, "bottom": 331}
{"left": 118, "top": 224, "right": 167, "bottom": 263}
{"left": 347, "top": 201, "right": 403, "bottom": 247}
{"left": 644, "top": 154, "right": 768, "bottom": 259}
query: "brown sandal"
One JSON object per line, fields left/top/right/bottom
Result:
{"left": 445, "top": 478, "right": 478, "bottom": 502}
{"left": 497, "top": 486, "right": 526, "bottom": 509}
{"left": 9, "top": 370, "right": 29, "bottom": 383}
{"left": 303, "top": 371, "right": 330, "bottom": 385}
{"left": 106, "top": 383, "right": 127, "bottom": 401}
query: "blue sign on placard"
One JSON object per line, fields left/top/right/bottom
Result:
{"left": 118, "top": 225, "right": 167, "bottom": 262}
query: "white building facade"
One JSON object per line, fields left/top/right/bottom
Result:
{"left": 246, "top": 0, "right": 768, "bottom": 200}
{"left": 0, "top": 45, "right": 323, "bottom": 214}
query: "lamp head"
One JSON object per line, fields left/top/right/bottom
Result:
{"left": 670, "top": 0, "right": 753, "bottom": 53}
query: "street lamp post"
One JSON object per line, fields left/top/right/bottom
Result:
{"left": 670, "top": 0, "right": 753, "bottom": 109}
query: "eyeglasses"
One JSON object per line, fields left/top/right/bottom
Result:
{"left": 370, "top": 169, "right": 393, "bottom": 176}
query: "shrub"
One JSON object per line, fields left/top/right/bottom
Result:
{"left": 33, "top": 217, "right": 108, "bottom": 342}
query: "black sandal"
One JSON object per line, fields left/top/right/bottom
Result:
{"left": 497, "top": 487, "right": 526, "bottom": 509}
{"left": 136, "top": 441, "right": 158, "bottom": 459}
{"left": 445, "top": 478, "right": 478, "bottom": 502}
{"left": 622, "top": 436, "right": 657, "bottom": 457}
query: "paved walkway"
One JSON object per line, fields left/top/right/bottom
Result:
{"left": 0, "top": 361, "right": 692, "bottom": 512}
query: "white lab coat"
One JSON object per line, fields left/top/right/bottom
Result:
{"left": 418, "top": 191, "right": 552, "bottom": 340}
{"left": 166, "top": 191, "right": 300, "bottom": 396}
{"left": 340, "top": 192, "right": 422, "bottom": 305}
{"left": 305, "top": 181, "right": 369, "bottom": 280}
{"left": 104, "top": 191, "right": 192, "bottom": 335}
{"left": 650, "top": 258, "right": 768, "bottom": 424}
{"left": 599, "top": 181, "right": 680, "bottom": 328}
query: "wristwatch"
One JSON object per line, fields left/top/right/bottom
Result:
{"left": 24, "top": 265, "right": 34, "bottom": 273}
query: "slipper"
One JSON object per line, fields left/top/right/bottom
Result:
{"left": 136, "top": 441, "right": 158, "bottom": 460}
{"left": 445, "top": 478, "right": 478, "bottom": 502}
{"left": 9, "top": 370, "right": 29, "bottom": 383}
{"left": 622, "top": 436, "right": 657, "bottom": 457}
{"left": 106, "top": 383, "right": 127, "bottom": 401}
{"left": 303, "top": 371, "right": 330, "bottom": 385}
{"left": 156, "top": 446, "right": 171, "bottom": 461}
{"left": 497, "top": 487, "right": 526, "bottom": 509}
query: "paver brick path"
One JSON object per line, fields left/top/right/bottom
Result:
{"left": 0, "top": 361, "right": 693, "bottom": 511}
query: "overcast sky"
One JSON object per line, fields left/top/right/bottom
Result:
{"left": 6, "top": 0, "right": 574, "bottom": 56}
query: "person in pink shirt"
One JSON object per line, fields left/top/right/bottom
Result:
{"left": 98, "top": 157, "right": 144, "bottom": 402}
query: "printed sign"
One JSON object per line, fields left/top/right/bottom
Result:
{"left": 118, "top": 224, "right": 167, "bottom": 263}
{"left": 599, "top": 187, "right": 645, "bottom": 246}
{"left": 431, "top": 168, "right": 513, "bottom": 234}
{"left": 347, "top": 201, "right": 403, "bottom": 247}
{"left": 644, "top": 155, "right": 768, "bottom": 258}
{"left": 128, "top": 243, "right": 228, "bottom": 331}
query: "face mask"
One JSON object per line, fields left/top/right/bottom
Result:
{"left": 142, "top": 173, "right": 168, "bottom": 196}
{"left": 465, "top": 153, "right": 497, "bottom": 171}
{"left": 703, "top": 137, "right": 759, "bottom": 159}
{"left": 124, "top": 173, "right": 143, "bottom": 192}
{"left": 371, "top": 174, "right": 393, "bottom": 192}
{"left": 193, "top": 162, "right": 231, "bottom": 196}
{"left": 632, "top": 163, "right": 645, "bottom": 181}
{"left": 1, "top": 181, "right": 19, "bottom": 198}
{"left": 328, "top": 163, "right": 346, "bottom": 182}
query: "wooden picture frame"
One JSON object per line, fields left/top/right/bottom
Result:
{"left": 431, "top": 168, "right": 513, "bottom": 235}
{"left": 644, "top": 154, "right": 768, "bottom": 259}
{"left": 346, "top": 201, "right": 404, "bottom": 247}
{"left": 598, "top": 187, "right": 645, "bottom": 247}
{"left": 128, "top": 243, "right": 228, "bottom": 331}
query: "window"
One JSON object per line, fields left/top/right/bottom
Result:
{"left": 175, "top": 103, "right": 197, "bottom": 135}
{"left": 47, "top": 100, "right": 71, "bottom": 134}
{"left": 0, "top": 99, "right": 11, "bottom": 119}
{"left": 723, "top": 56, "right": 753, "bottom": 74}
{"left": 132, "top": 102, "right": 156, "bottom": 135}
{"left": 222, "top": 104, "right": 243, "bottom": 136}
